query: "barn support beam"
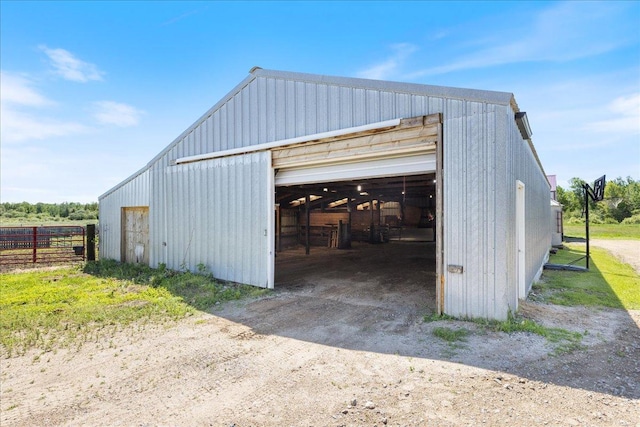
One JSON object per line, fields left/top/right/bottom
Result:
{"left": 305, "top": 194, "right": 311, "bottom": 255}
{"left": 435, "top": 123, "right": 444, "bottom": 315}
{"left": 276, "top": 204, "right": 281, "bottom": 253}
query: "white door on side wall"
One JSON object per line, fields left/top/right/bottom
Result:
{"left": 516, "top": 181, "right": 526, "bottom": 301}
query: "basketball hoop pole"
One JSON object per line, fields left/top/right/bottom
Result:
{"left": 582, "top": 175, "right": 606, "bottom": 271}
{"left": 561, "top": 176, "right": 604, "bottom": 271}
{"left": 583, "top": 183, "right": 590, "bottom": 270}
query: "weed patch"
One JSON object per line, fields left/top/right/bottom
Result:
{"left": 472, "top": 313, "right": 584, "bottom": 356}
{"left": 432, "top": 327, "right": 469, "bottom": 342}
{"left": 425, "top": 312, "right": 584, "bottom": 356}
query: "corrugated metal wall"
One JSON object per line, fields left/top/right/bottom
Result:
{"left": 103, "top": 70, "right": 550, "bottom": 319}
{"left": 442, "top": 101, "right": 550, "bottom": 319}
{"left": 504, "top": 117, "right": 551, "bottom": 311}
{"left": 99, "top": 169, "right": 150, "bottom": 261}
{"left": 442, "top": 100, "right": 502, "bottom": 319}
{"left": 163, "top": 151, "right": 270, "bottom": 286}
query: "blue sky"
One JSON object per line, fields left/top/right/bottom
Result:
{"left": 1, "top": 1, "right": 638, "bottom": 203}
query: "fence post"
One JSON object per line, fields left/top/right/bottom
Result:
{"left": 32, "top": 226, "right": 37, "bottom": 263}
{"left": 87, "top": 224, "right": 96, "bottom": 261}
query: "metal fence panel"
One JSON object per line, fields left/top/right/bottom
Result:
{"left": 0, "top": 226, "right": 85, "bottom": 266}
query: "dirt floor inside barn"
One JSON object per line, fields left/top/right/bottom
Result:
{"left": 2, "top": 241, "right": 639, "bottom": 426}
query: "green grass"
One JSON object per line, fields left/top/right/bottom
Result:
{"left": 425, "top": 236, "right": 639, "bottom": 356}
{"left": 0, "top": 218, "right": 99, "bottom": 227}
{"left": 563, "top": 223, "right": 640, "bottom": 240}
{"left": 536, "top": 244, "right": 640, "bottom": 310}
{"left": 432, "top": 326, "right": 469, "bottom": 342}
{"left": 0, "top": 260, "right": 269, "bottom": 357}
{"left": 83, "top": 260, "right": 269, "bottom": 310}
{"left": 472, "top": 314, "right": 584, "bottom": 355}
{"left": 426, "top": 312, "right": 584, "bottom": 355}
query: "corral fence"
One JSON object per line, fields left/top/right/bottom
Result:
{"left": 0, "top": 225, "right": 97, "bottom": 267}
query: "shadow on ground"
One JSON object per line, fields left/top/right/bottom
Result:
{"left": 213, "top": 241, "right": 640, "bottom": 400}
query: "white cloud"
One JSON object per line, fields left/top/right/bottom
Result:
{"left": 610, "top": 93, "right": 640, "bottom": 114}
{"left": 0, "top": 106, "right": 89, "bottom": 143}
{"left": 0, "top": 70, "right": 89, "bottom": 143}
{"left": 357, "top": 43, "right": 418, "bottom": 80}
{"left": 408, "top": 2, "right": 634, "bottom": 77}
{"left": 39, "top": 45, "right": 105, "bottom": 82}
{"left": 93, "top": 101, "right": 144, "bottom": 127}
{"left": 0, "top": 71, "right": 53, "bottom": 107}
{"left": 161, "top": 5, "right": 209, "bottom": 26}
{"left": 586, "top": 93, "right": 640, "bottom": 134}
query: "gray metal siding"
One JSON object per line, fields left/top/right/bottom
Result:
{"left": 98, "top": 169, "right": 150, "bottom": 261}
{"left": 506, "top": 126, "right": 551, "bottom": 307}
{"left": 163, "top": 152, "right": 270, "bottom": 286}
{"left": 442, "top": 102, "right": 550, "bottom": 320}
{"left": 492, "top": 110, "right": 551, "bottom": 318}
{"left": 442, "top": 101, "right": 500, "bottom": 319}
{"left": 149, "top": 77, "right": 507, "bottom": 157}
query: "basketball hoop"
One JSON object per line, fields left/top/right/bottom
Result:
{"left": 581, "top": 175, "right": 606, "bottom": 269}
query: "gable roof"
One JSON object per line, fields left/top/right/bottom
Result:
{"left": 253, "top": 67, "right": 517, "bottom": 106}
{"left": 149, "top": 67, "right": 519, "bottom": 168}
{"left": 100, "top": 68, "right": 521, "bottom": 200}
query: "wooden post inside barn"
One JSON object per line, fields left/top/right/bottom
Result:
{"left": 305, "top": 194, "right": 311, "bottom": 255}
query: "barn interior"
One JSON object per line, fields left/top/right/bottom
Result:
{"left": 274, "top": 173, "right": 438, "bottom": 299}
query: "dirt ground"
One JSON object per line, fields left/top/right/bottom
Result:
{"left": 2, "top": 242, "right": 639, "bottom": 426}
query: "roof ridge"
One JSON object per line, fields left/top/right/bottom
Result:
{"left": 252, "top": 67, "right": 515, "bottom": 105}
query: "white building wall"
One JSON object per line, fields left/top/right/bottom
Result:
{"left": 98, "top": 169, "right": 150, "bottom": 261}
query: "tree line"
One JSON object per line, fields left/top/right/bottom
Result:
{"left": 557, "top": 176, "right": 640, "bottom": 224}
{"left": 0, "top": 202, "right": 99, "bottom": 221}
{"left": 1, "top": 177, "right": 638, "bottom": 225}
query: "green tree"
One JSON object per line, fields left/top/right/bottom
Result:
{"left": 564, "top": 175, "right": 640, "bottom": 223}
{"left": 603, "top": 179, "right": 630, "bottom": 222}
{"left": 625, "top": 177, "right": 640, "bottom": 214}
{"left": 556, "top": 185, "right": 577, "bottom": 212}
{"left": 569, "top": 178, "right": 588, "bottom": 212}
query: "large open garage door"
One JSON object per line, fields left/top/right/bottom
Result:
{"left": 272, "top": 114, "right": 444, "bottom": 314}
{"left": 275, "top": 152, "right": 435, "bottom": 186}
